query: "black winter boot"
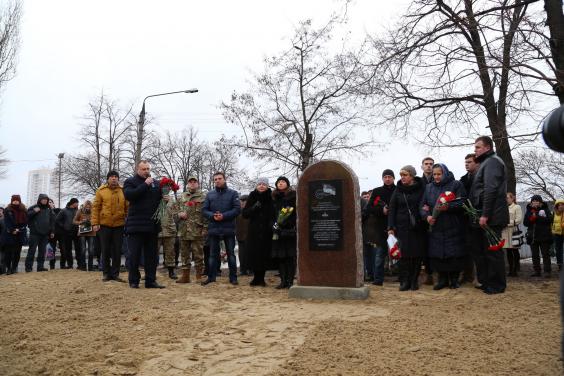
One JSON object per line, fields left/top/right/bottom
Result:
{"left": 433, "top": 272, "right": 449, "bottom": 290}
{"left": 168, "top": 267, "right": 178, "bottom": 280}
{"left": 275, "top": 262, "right": 286, "bottom": 289}
{"left": 449, "top": 272, "right": 460, "bottom": 289}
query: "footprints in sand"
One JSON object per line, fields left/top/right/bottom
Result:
{"left": 138, "top": 297, "right": 390, "bottom": 375}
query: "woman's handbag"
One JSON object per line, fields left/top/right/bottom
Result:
{"left": 511, "top": 224, "right": 525, "bottom": 247}
{"left": 402, "top": 193, "right": 418, "bottom": 229}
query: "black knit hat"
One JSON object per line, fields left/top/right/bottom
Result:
{"left": 530, "top": 195, "right": 543, "bottom": 203}
{"left": 275, "top": 176, "right": 291, "bottom": 188}
{"left": 382, "top": 169, "right": 395, "bottom": 178}
{"left": 107, "top": 170, "right": 119, "bottom": 179}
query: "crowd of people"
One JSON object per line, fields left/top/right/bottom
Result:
{"left": 0, "top": 136, "right": 563, "bottom": 295}
{"left": 360, "top": 136, "right": 563, "bottom": 294}
{"left": 0, "top": 162, "right": 298, "bottom": 290}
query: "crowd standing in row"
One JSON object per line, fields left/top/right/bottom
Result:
{"left": 361, "top": 136, "right": 564, "bottom": 294}
{"left": 0, "top": 137, "right": 563, "bottom": 294}
{"left": 0, "top": 161, "right": 298, "bottom": 290}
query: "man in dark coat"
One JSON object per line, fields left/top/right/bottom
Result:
{"left": 55, "top": 198, "right": 82, "bottom": 270}
{"left": 469, "top": 136, "right": 509, "bottom": 294}
{"left": 123, "top": 160, "right": 166, "bottom": 289}
{"left": 25, "top": 194, "right": 55, "bottom": 272}
{"left": 0, "top": 207, "right": 5, "bottom": 274}
{"left": 420, "top": 157, "right": 435, "bottom": 285}
{"left": 363, "top": 169, "right": 396, "bottom": 285}
{"left": 201, "top": 171, "right": 241, "bottom": 285}
{"left": 236, "top": 195, "right": 251, "bottom": 275}
{"left": 459, "top": 153, "right": 479, "bottom": 284}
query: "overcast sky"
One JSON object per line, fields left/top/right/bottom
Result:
{"left": 0, "top": 0, "right": 484, "bottom": 206}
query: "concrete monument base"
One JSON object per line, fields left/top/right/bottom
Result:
{"left": 288, "top": 285, "right": 370, "bottom": 300}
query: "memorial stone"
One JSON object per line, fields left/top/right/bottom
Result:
{"left": 289, "top": 160, "right": 368, "bottom": 300}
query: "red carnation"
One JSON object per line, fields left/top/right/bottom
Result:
{"left": 373, "top": 196, "right": 381, "bottom": 206}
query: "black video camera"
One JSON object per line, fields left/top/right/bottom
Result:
{"left": 543, "top": 105, "right": 564, "bottom": 153}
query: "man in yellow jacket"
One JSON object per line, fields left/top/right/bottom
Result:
{"left": 553, "top": 199, "right": 564, "bottom": 271}
{"left": 92, "top": 170, "right": 129, "bottom": 282}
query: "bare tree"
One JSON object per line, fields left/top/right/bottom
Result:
{"left": 199, "top": 140, "right": 248, "bottom": 192}
{"left": 371, "top": 0, "right": 560, "bottom": 194}
{"left": 0, "top": 145, "right": 8, "bottom": 179}
{"left": 0, "top": 0, "right": 21, "bottom": 91}
{"left": 514, "top": 148, "right": 564, "bottom": 201}
{"left": 0, "top": 1, "right": 22, "bottom": 179}
{"left": 63, "top": 93, "right": 134, "bottom": 196}
{"left": 221, "top": 17, "right": 376, "bottom": 173}
{"left": 544, "top": 0, "right": 564, "bottom": 104}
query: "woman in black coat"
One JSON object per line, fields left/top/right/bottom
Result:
{"left": 243, "top": 178, "right": 274, "bottom": 286}
{"left": 524, "top": 195, "right": 553, "bottom": 276}
{"left": 0, "top": 195, "right": 28, "bottom": 274}
{"left": 388, "top": 166, "right": 427, "bottom": 291}
{"left": 271, "top": 176, "right": 297, "bottom": 289}
{"left": 420, "top": 163, "right": 466, "bottom": 290}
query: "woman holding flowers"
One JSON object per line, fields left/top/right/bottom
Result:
{"left": 524, "top": 195, "right": 553, "bottom": 277}
{"left": 271, "top": 176, "right": 297, "bottom": 289}
{"left": 243, "top": 177, "right": 274, "bottom": 287}
{"left": 388, "top": 165, "right": 427, "bottom": 291}
{"left": 420, "top": 164, "right": 466, "bottom": 290}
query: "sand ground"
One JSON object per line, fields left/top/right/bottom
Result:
{"left": 0, "top": 267, "right": 561, "bottom": 376}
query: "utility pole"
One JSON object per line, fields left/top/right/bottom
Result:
{"left": 57, "top": 153, "right": 64, "bottom": 208}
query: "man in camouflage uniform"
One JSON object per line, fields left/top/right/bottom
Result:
{"left": 175, "top": 176, "right": 207, "bottom": 283}
{"left": 158, "top": 198, "right": 179, "bottom": 279}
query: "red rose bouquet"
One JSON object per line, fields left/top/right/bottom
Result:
{"left": 428, "top": 191, "right": 457, "bottom": 232}
{"left": 152, "top": 177, "right": 180, "bottom": 222}
{"left": 462, "top": 200, "right": 505, "bottom": 251}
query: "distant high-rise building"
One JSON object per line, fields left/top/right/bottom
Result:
{"left": 26, "top": 168, "right": 59, "bottom": 206}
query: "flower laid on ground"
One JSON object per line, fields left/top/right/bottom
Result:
{"left": 272, "top": 207, "right": 294, "bottom": 240}
{"left": 428, "top": 191, "right": 457, "bottom": 232}
{"left": 152, "top": 177, "right": 180, "bottom": 222}
{"left": 462, "top": 200, "right": 505, "bottom": 251}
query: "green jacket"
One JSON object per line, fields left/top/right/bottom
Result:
{"left": 176, "top": 190, "right": 207, "bottom": 240}
{"left": 158, "top": 199, "right": 179, "bottom": 238}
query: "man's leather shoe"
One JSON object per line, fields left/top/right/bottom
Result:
{"left": 129, "top": 283, "right": 139, "bottom": 289}
{"left": 37, "top": 267, "right": 48, "bottom": 272}
{"left": 113, "top": 277, "right": 126, "bottom": 283}
{"left": 201, "top": 279, "right": 215, "bottom": 286}
{"left": 102, "top": 275, "right": 112, "bottom": 282}
{"left": 230, "top": 280, "right": 239, "bottom": 286}
{"left": 145, "top": 282, "right": 165, "bottom": 289}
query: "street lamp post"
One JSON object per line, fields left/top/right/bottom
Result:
{"left": 57, "top": 153, "right": 64, "bottom": 208}
{"left": 134, "top": 89, "right": 198, "bottom": 166}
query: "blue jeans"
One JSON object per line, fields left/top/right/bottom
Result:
{"left": 554, "top": 235, "right": 563, "bottom": 266}
{"left": 373, "top": 245, "right": 387, "bottom": 284}
{"left": 208, "top": 235, "right": 237, "bottom": 282}
{"left": 25, "top": 233, "right": 49, "bottom": 270}
{"left": 80, "top": 237, "right": 95, "bottom": 269}
{"left": 363, "top": 243, "right": 375, "bottom": 279}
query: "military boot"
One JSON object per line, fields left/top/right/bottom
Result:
{"left": 195, "top": 267, "right": 204, "bottom": 282}
{"left": 176, "top": 268, "right": 191, "bottom": 283}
